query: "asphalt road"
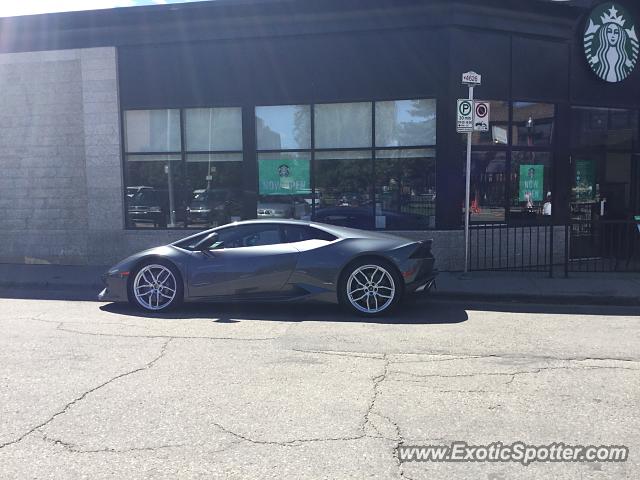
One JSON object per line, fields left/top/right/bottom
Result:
{"left": 0, "top": 294, "right": 639, "bottom": 479}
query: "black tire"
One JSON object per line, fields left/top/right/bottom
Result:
{"left": 338, "top": 257, "right": 403, "bottom": 317}
{"left": 127, "top": 259, "right": 184, "bottom": 312}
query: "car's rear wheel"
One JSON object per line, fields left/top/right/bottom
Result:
{"left": 128, "top": 261, "right": 183, "bottom": 312}
{"left": 339, "top": 259, "right": 401, "bottom": 316}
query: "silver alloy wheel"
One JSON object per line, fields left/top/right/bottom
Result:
{"left": 346, "top": 264, "right": 396, "bottom": 314}
{"left": 133, "top": 264, "right": 177, "bottom": 311}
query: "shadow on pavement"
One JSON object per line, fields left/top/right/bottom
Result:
{"left": 3, "top": 286, "right": 639, "bottom": 319}
{"left": 430, "top": 298, "right": 640, "bottom": 317}
{"left": 0, "top": 287, "right": 97, "bottom": 302}
{"left": 99, "top": 299, "right": 469, "bottom": 325}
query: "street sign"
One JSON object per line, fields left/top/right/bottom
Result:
{"left": 473, "top": 101, "right": 490, "bottom": 132}
{"left": 457, "top": 99, "right": 473, "bottom": 133}
{"left": 462, "top": 71, "right": 481, "bottom": 85}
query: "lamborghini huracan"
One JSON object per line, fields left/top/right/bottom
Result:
{"left": 99, "top": 219, "right": 437, "bottom": 316}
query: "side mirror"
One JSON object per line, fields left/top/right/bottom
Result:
{"left": 194, "top": 232, "right": 220, "bottom": 251}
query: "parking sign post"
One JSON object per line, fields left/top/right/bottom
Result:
{"left": 460, "top": 71, "right": 481, "bottom": 275}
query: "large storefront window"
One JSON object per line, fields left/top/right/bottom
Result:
{"left": 256, "top": 98, "right": 437, "bottom": 230}
{"left": 124, "top": 107, "right": 244, "bottom": 229}
{"left": 465, "top": 101, "right": 555, "bottom": 224}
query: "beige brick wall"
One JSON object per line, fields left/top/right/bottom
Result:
{"left": 0, "top": 47, "right": 121, "bottom": 265}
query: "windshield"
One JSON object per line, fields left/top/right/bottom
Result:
{"left": 131, "top": 191, "right": 160, "bottom": 206}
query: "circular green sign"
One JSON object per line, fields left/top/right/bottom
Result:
{"left": 459, "top": 101, "right": 472, "bottom": 116}
{"left": 584, "top": 3, "right": 638, "bottom": 83}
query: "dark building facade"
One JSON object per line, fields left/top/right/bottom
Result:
{"left": 0, "top": 0, "right": 638, "bottom": 267}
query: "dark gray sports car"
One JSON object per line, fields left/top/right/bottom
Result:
{"left": 99, "top": 219, "right": 437, "bottom": 316}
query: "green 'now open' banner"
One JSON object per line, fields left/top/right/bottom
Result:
{"left": 259, "top": 158, "right": 310, "bottom": 195}
{"left": 519, "top": 164, "right": 544, "bottom": 202}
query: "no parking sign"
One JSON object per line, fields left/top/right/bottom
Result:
{"left": 473, "top": 101, "right": 490, "bottom": 132}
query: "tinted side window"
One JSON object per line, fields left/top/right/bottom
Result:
{"left": 215, "top": 224, "right": 283, "bottom": 249}
{"left": 283, "top": 225, "right": 336, "bottom": 242}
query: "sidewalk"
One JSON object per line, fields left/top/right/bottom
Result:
{"left": 433, "top": 271, "right": 640, "bottom": 306}
{"left": 1, "top": 263, "right": 640, "bottom": 306}
{"left": 0, "top": 263, "right": 107, "bottom": 291}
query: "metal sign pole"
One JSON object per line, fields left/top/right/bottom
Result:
{"left": 463, "top": 84, "right": 474, "bottom": 275}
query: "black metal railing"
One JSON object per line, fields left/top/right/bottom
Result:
{"left": 469, "top": 220, "right": 554, "bottom": 275}
{"left": 467, "top": 218, "right": 640, "bottom": 276}
{"left": 565, "top": 219, "right": 640, "bottom": 274}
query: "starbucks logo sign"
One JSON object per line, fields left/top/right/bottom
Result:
{"left": 584, "top": 3, "right": 638, "bottom": 82}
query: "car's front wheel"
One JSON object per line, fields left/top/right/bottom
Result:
{"left": 128, "top": 260, "right": 183, "bottom": 312}
{"left": 339, "top": 259, "right": 401, "bottom": 316}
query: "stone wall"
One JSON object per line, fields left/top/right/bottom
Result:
{"left": 0, "top": 47, "right": 121, "bottom": 265}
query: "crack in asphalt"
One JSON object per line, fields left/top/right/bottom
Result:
{"left": 41, "top": 433, "right": 188, "bottom": 454}
{"left": 0, "top": 338, "right": 173, "bottom": 451}
{"left": 208, "top": 420, "right": 367, "bottom": 447}
{"left": 289, "top": 348, "right": 385, "bottom": 360}
{"left": 388, "top": 364, "right": 639, "bottom": 386}
{"left": 21, "top": 316, "right": 278, "bottom": 341}
{"left": 56, "top": 326, "right": 278, "bottom": 341}
{"left": 359, "top": 355, "right": 411, "bottom": 480}
{"left": 363, "top": 355, "right": 390, "bottom": 436}
{"left": 41, "top": 433, "right": 245, "bottom": 455}
{"left": 284, "top": 348, "right": 640, "bottom": 364}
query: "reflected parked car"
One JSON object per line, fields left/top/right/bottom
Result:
{"left": 257, "top": 198, "right": 309, "bottom": 219}
{"left": 186, "top": 189, "right": 242, "bottom": 227}
{"left": 313, "top": 206, "right": 428, "bottom": 230}
{"left": 126, "top": 185, "right": 153, "bottom": 199}
{"left": 127, "top": 188, "right": 168, "bottom": 228}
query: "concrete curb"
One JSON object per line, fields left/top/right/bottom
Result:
{"left": 0, "top": 281, "right": 103, "bottom": 291}
{"left": 430, "top": 291, "right": 640, "bottom": 307}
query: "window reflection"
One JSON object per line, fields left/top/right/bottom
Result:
{"left": 313, "top": 150, "right": 374, "bottom": 229}
{"left": 509, "top": 151, "right": 552, "bottom": 221}
{"left": 125, "top": 110, "right": 181, "bottom": 153}
{"left": 314, "top": 102, "right": 372, "bottom": 149}
{"left": 375, "top": 99, "right": 436, "bottom": 147}
{"left": 125, "top": 155, "right": 184, "bottom": 228}
{"left": 375, "top": 149, "right": 435, "bottom": 229}
{"left": 512, "top": 102, "right": 554, "bottom": 146}
{"left": 124, "top": 107, "right": 244, "bottom": 229}
{"left": 185, "top": 155, "right": 243, "bottom": 228}
{"left": 469, "top": 101, "right": 509, "bottom": 146}
{"left": 467, "top": 151, "right": 507, "bottom": 223}
{"left": 571, "top": 107, "right": 638, "bottom": 150}
{"left": 185, "top": 108, "right": 242, "bottom": 151}
{"left": 257, "top": 152, "right": 312, "bottom": 220}
{"left": 256, "top": 105, "right": 311, "bottom": 150}
{"left": 255, "top": 99, "right": 437, "bottom": 230}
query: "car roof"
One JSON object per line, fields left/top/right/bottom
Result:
{"left": 171, "top": 218, "right": 408, "bottom": 248}
{"left": 225, "top": 219, "right": 405, "bottom": 240}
